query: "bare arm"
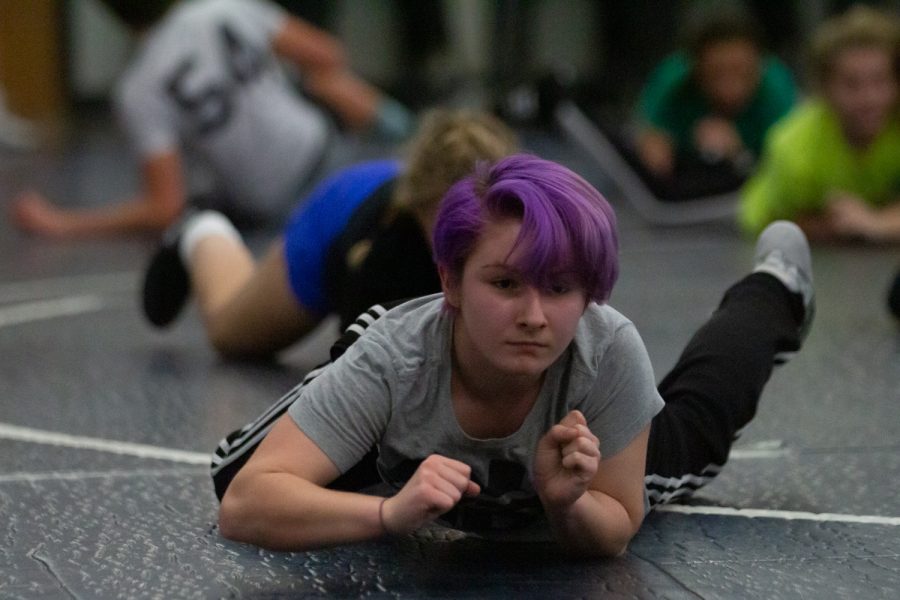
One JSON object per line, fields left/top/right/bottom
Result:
{"left": 826, "top": 194, "right": 900, "bottom": 243}
{"left": 10, "top": 151, "right": 186, "bottom": 238}
{"left": 219, "top": 416, "right": 383, "bottom": 550}
{"left": 534, "top": 411, "right": 648, "bottom": 557}
{"left": 271, "top": 15, "right": 380, "bottom": 130}
{"left": 219, "top": 414, "right": 480, "bottom": 551}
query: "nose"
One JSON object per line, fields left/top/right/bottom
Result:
{"left": 517, "top": 287, "right": 548, "bottom": 330}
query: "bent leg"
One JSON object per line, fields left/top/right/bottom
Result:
{"left": 645, "top": 273, "right": 805, "bottom": 506}
{"left": 192, "top": 238, "right": 321, "bottom": 358}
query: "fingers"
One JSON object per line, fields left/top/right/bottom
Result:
{"left": 559, "top": 410, "right": 586, "bottom": 428}
{"left": 560, "top": 427, "right": 601, "bottom": 474}
{"left": 388, "top": 455, "right": 479, "bottom": 535}
{"left": 533, "top": 417, "right": 602, "bottom": 508}
{"left": 421, "top": 457, "right": 471, "bottom": 501}
{"left": 552, "top": 412, "right": 595, "bottom": 444}
{"left": 413, "top": 455, "right": 478, "bottom": 510}
{"left": 548, "top": 418, "right": 600, "bottom": 477}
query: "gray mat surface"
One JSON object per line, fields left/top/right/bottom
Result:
{"left": 1, "top": 118, "right": 897, "bottom": 598}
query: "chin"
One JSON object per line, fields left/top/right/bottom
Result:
{"left": 498, "top": 357, "right": 553, "bottom": 377}
{"left": 852, "top": 111, "right": 889, "bottom": 136}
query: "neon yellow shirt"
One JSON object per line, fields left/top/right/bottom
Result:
{"left": 740, "top": 100, "right": 900, "bottom": 235}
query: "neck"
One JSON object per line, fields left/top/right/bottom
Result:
{"left": 843, "top": 127, "right": 877, "bottom": 150}
{"left": 451, "top": 348, "right": 544, "bottom": 440}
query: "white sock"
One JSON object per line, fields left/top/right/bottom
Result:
{"left": 178, "top": 210, "right": 242, "bottom": 264}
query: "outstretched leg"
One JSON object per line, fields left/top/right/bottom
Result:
{"left": 645, "top": 221, "right": 814, "bottom": 506}
{"left": 142, "top": 210, "right": 320, "bottom": 358}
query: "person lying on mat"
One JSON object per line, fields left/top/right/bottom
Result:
{"left": 214, "top": 154, "right": 815, "bottom": 556}
{"left": 633, "top": 1, "right": 796, "bottom": 200}
{"left": 740, "top": 5, "right": 900, "bottom": 243}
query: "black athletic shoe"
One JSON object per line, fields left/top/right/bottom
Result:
{"left": 888, "top": 269, "right": 900, "bottom": 321}
{"left": 141, "top": 227, "right": 191, "bottom": 328}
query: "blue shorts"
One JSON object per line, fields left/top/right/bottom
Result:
{"left": 283, "top": 159, "right": 402, "bottom": 314}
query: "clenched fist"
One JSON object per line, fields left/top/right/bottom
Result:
{"left": 533, "top": 410, "right": 601, "bottom": 509}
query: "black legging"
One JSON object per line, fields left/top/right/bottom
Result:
{"left": 645, "top": 273, "right": 803, "bottom": 505}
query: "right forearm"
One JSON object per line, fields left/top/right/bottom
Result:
{"left": 543, "top": 490, "right": 637, "bottom": 557}
{"left": 56, "top": 195, "right": 182, "bottom": 237}
{"left": 219, "top": 473, "right": 385, "bottom": 551}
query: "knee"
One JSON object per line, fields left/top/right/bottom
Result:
{"left": 207, "top": 315, "right": 264, "bottom": 359}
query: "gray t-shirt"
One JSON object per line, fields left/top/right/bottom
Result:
{"left": 115, "top": 0, "right": 328, "bottom": 221}
{"left": 289, "top": 294, "right": 664, "bottom": 531}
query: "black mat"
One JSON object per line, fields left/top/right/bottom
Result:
{"left": 1, "top": 117, "right": 898, "bottom": 599}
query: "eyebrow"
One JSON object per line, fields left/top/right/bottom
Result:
{"left": 478, "top": 263, "right": 517, "bottom": 273}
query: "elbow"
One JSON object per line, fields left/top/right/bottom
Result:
{"left": 585, "top": 534, "right": 633, "bottom": 559}
{"left": 217, "top": 483, "right": 302, "bottom": 551}
{"left": 218, "top": 485, "right": 268, "bottom": 546}
{"left": 217, "top": 491, "right": 248, "bottom": 543}
{"left": 588, "top": 511, "right": 643, "bottom": 558}
{"left": 605, "top": 539, "right": 631, "bottom": 559}
{"left": 556, "top": 520, "right": 637, "bottom": 558}
{"left": 562, "top": 537, "right": 630, "bottom": 559}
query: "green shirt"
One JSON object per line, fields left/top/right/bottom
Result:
{"left": 740, "top": 100, "right": 900, "bottom": 235}
{"left": 636, "top": 52, "right": 796, "bottom": 158}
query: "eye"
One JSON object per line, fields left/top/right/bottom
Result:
{"left": 493, "top": 278, "right": 516, "bottom": 290}
{"left": 545, "top": 275, "right": 580, "bottom": 296}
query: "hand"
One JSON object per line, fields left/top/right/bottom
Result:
{"left": 636, "top": 130, "right": 675, "bottom": 178}
{"left": 533, "top": 410, "right": 601, "bottom": 510}
{"left": 9, "top": 190, "right": 68, "bottom": 237}
{"left": 693, "top": 117, "right": 743, "bottom": 162}
{"left": 826, "top": 193, "right": 883, "bottom": 241}
{"left": 381, "top": 454, "right": 480, "bottom": 535}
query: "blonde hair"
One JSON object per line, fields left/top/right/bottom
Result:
{"left": 392, "top": 109, "right": 518, "bottom": 218}
{"left": 810, "top": 4, "right": 900, "bottom": 87}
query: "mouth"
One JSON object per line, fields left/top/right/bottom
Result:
{"left": 507, "top": 341, "right": 548, "bottom": 350}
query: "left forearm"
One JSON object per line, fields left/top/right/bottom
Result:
{"left": 304, "top": 71, "right": 379, "bottom": 129}
{"left": 544, "top": 490, "right": 641, "bottom": 557}
{"left": 273, "top": 16, "right": 381, "bottom": 130}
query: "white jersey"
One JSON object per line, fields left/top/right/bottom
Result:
{"left": 115, "top": 0, "right": 329, "bottom": 220}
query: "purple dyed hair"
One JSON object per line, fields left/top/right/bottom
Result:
{"left": 433, "top": 154, "right": 619, "bottom": 304}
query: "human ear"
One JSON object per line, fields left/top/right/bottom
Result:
{"left": 438, "top": 264, "right": 460, "bottom": 309}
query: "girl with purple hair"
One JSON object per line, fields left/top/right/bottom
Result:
{"left": 213, "top": 154, "right": 814, "bottom": 556}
